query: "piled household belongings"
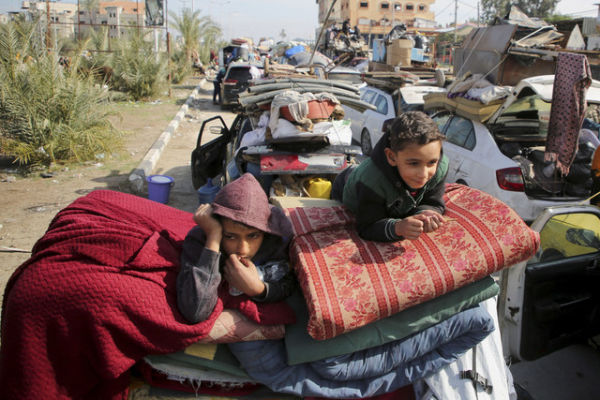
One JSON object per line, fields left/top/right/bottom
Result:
{"left": 424, "top": 70, "right": 600, "bottom": 199}
{"left": 0, "top": 180, "right": 540, "bottom": 399}
{"left": 233, "top": 80, "right": 372, "bottom": 199}
{"left": 239, "top": 77, "right": 371, "bottom": 113}
{"left": 318, "top": 22, "right": 369, "bottom": 61}
{"left": 423, "top": 73, "right": 512, "bottom": 123}
{"left": 453, "top": 5, "right": 600, "bottom": 86}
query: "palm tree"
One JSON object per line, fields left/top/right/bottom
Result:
{"left": 82, "top": 0, "right": 100, "bottom": 32}
{"left": 169, "top": 8, "right": 221, "bottom": 67}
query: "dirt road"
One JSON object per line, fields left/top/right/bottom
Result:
{"left": 0, "top": 76, "right": 234, "bottom": 305}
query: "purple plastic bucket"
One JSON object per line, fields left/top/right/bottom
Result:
{"left": 147, "top": 175, "right": 174, "bottom": 204}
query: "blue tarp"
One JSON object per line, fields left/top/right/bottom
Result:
{"left": 285, "top": 45, "right": 306, "bottom": 59}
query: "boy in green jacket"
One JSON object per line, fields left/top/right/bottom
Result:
{"left": 334, "top": 111, "right": 449, "bottom": 242}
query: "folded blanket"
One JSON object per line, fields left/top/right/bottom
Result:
{"left": 285, "top": 277, "right": 498, "bottom": 365}
{"left": 288, "top": 184, "right": 539, "bottom": 340}
{"left": 0, "top": 190, "right": 294, "bottom": 400}
{"left": 228, "top": 304, "right": 494, "bottom": 398}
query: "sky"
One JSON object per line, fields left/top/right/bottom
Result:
{"left": 0, "top": 0, "right": 599, "bottom": 42}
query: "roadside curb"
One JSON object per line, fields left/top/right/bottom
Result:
{"left": 128, "top": 78, "right": 206, "bottom": 193}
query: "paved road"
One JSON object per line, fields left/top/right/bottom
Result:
{"left": 149, "top": 78, "right": 236, "bottom": 213}
{"left": 149, "top": 80, "right": 600, "bottom": 400}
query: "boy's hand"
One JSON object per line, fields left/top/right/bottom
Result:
{"left": 414, "top": 210, "right": 445, "bottom": 233}
{"left": 224, "top": 255, "right": 266, "bottom": 298}
{"left": 193, "top": 204, "right": 222, "bottom": 251}
{"left": 394, "top": 217, "right": 424, "bottom": 240}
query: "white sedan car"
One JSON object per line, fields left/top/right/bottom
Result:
{"left": 430, "top": 75, "right": 600, "bottom": 222}
{"left": 343, "top": 85, "right": 446, "bottom": 155}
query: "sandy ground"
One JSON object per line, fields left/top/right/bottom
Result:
{"left": 0, "top": 75, "right": 235, "bottom": 308}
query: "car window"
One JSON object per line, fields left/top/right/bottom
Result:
{"left": 375, "top": 95, "right": 388, "bottom": 114}
{"left": 226, "top": 67, "right": 252, "bottom": 82}
{"left": 432, "top": 112, "right": 452, "bottom": 133}
{"left": 444, "top": 116, "right": 476, "bottom": 150}
{"left": 529, "top": 212, "right": 600, "bottom": 263}
{"left": 361, "top": 89, "right": 377, "bottom": 104}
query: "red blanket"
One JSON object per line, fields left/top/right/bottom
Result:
{"left": 0, "top": 190, "right": 294, "bottom": 399}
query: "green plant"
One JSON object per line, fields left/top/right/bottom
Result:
{"left": 169, "top": 8, "right": 222, "bottom": 66}
{"left": 109, "top": 31, "right": 168, "bottom": 100}
{"left": 0, "top": 20, "right": 121, "bottom": 166}
{"left": 170, "top": 48, "right": 191, "bottom": 83}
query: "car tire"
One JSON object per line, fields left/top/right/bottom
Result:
{"left": 361, "top": 129, "right": 373, "bottom": 156}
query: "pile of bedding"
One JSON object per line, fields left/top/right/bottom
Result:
{"left": 0, "top": 190, "right": 292, "bottom": 400}
{"left": 0, "top": 185, "right": 540, "bottom": 399}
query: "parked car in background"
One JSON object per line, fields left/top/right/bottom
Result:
{"left": 220, "top": 62, "right": 263, "bottom": 108}
{"left": 191, "top": 112, "right": 361, "bottom": 192}
{"left": 342, "top": 85, "right": 445, "bottom": 155}
{"left": 429, "top": 75, "right": 600, "bottom": 222}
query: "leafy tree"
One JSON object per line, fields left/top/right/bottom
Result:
{"left": 197, "top": 17, "right": 222, "bottom": 65}
{"left": 480, "top": 0, "right": 559, "bottom": 23}
{"left": 82, "top": 0, "right": 101, "bottom": 31}
{"left": 169, "top": 8, "right": 221, "bottom": 67}
{"left": 0, "top": 20, "right": 120, "bottom": 166}
{"left": 109, "top": 30, "right": 168, "bottom": 100}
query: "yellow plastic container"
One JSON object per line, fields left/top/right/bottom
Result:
{"left": 304, "top": 177, "right": 332, "bottom": 199}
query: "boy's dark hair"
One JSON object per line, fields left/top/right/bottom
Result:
{"left": 385, "top": 111, "right": 445, "bottom": 151}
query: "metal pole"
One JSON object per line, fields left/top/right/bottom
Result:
{"left": 166, "top": 0, "right": 171, "bottom": 97}
{"left": 136, "top": 0, "right": 140, "bottom": 34}
{"left": 77, "top": 0, "right": 80, "bottom": 40}
{"left": 309, "top": 0, "right": 338, "bottom": 67}
{"left": 46, "top": 0, "right": 52, "bottom": 51}
{"left": 453, "top": 0, "right": 458, "bottom": 43}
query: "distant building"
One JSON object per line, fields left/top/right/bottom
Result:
{"left": 77, "top": 1, "right": 146, "bottom": 38}
{"left": 20, "top": 1, "right": 78, "bottom": 39}
{"left": 12, "top": 1, "right": 147, "bottom": 40}
{"left": 316, "top": 0, "right": 436, "bottom": 38}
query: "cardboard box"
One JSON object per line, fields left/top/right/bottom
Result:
{"left": 386, "top": 39, "right": 412, "bottom": 67}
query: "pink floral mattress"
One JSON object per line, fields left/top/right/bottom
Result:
{"left": 287, "top": 184, "right": 540, "bottom": 340}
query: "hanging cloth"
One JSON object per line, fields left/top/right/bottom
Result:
{"left": 544, "top": 52, "right": 592, "bottom": 175}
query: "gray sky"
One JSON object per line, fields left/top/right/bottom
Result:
{"left": 0, "top": 0, "right": 598, "bottom": 41}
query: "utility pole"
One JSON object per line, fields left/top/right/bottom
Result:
{"left": 45, "top": 0, "right": 52, "bottom": 51}
{"left": 166, "top": 0, "right": 171, "bottom": 97}
{"left": 77, "top": 0, "right": 80, "bottom": 40}
{"left": 453, "top": 0, "right": 458, "bottom": 43}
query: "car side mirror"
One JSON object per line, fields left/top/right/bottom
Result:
{"left": 209, "top": 126, "right": 224, "bottom": 135}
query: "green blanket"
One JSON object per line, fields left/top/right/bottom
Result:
{"left": 284, "top": 276, "right": 499, "bottom": 365}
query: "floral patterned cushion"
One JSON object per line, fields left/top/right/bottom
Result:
{"left": 287, "top": 184, "right": 540, "bottom": 340}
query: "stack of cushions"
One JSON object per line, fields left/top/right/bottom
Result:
{"left": 286, "top": 183, "right": 540, "bottom": 340}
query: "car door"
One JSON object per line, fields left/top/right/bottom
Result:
{"left": 498, "top": 205, "right": 600, "bottom": 361}
{"left": 190, "top": 115, "right": 239, "bottom": 189}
